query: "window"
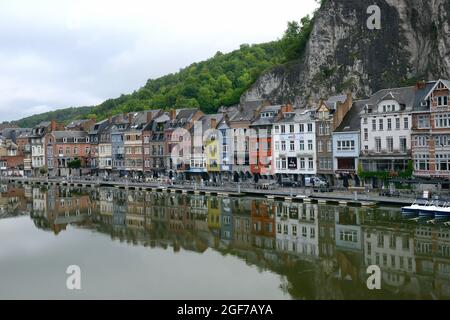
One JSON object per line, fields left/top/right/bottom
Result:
{"left": 414, "top": 136, "right": 429, "bottom": 147}
{"left": 319, "top": 124, "right": 324, "bottom": 135}
{"left": 337, "top": 140, "right": 355, "bottom": 151}
{"left": 417, "top": 115, "right": 430, "bottom": 129}
{"left": 400, "top": 137, "right": 407, "bottom": 153}
{"left": 308, "top": 158, "right": 314, "bottom": 170}
{"left": 364, "top": 128, "right": 368, "bottom": 141}
{"left": 318, "top": 141, "right": 323, "bottom": 152}
{"left": 274, "top": 126, "right": 279, "bottom": 134}
{"left": 299, "top": 124, "right": 304, "bottom": 132}
{"left": 290, "top": 141, "right": 295, "bottom": 151}
{"left": 375, "top": 137, "right": 381, "bottom": 153}
{"left": 308, "top": 140, "right": 313, "bottom": 151}
{"left": 404, "top": 117, "right": 409, "bottom": 129}
{"left": 435, "top": 113, "right": 450, "bottom": 128}
{"left": 281, "top": 158, "right": 287, "bottom": 169}
{"left": 437, "top": 96, "right": 449, "bottom": 107}
{"left": 387, "top": 137, "right": 393, "bottom": 152}
{"left": 325, "top": 123, "right": 330, "bottom": 135}
{"left": 299, "top": 140, "right": 304, "bottom": 151}
{"left": 396, "top": 117, "right": 400, "bottom": 130}
{"left": 327, "top": 141, "right": 332, "bottom": 152}
{"left": 363, "top": 118, "right": 368, "bottom": 125}
{"left": 300, "top": 158, "right": 305, "bottom": 169}
{"left": 281, "top": 141, "right": 286, "bottom": 151}
{"left": 307, "top": 123, "right": 313, "bottom": 132}
{"left": 379, "top": 119, "right": 383, "bottom": 131}
{"left": 275, "top": 142, "right": 280, "bottom": 151}
{"left": 372, "top": 119, "right": 376, "bottom": 131}
{"left": 387, "top": 118, "right": 392, "bottom": 131}
{"left": 281, "top": 125, "right": 286, "bottom": 134}
{"left": 414, "top": 154, "right": 430, "bottom": 171}
{"left": 436, "top": 153, "right": 450, "bottom": 171}
{"left": 289, "top": 124, "right": 294, "bottom": 133}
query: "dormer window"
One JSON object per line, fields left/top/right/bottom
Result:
{"left": 437, "top": 96, "right": 449, "bottom": 107}
{"left": 63, "top": 137, "right": 67, "bottom": 143}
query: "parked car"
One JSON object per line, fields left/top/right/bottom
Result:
{"left": 280, "top": 178, "right": 301, "bottom": 188}
{"left": 305, "top": 177, "right": 328, "bottom": 188}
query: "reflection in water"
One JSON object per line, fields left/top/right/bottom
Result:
{"left": 1, "top": 184, "right": 450, "bottom": 300}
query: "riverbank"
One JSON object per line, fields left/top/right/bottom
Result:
{"left": 0, "top": 176, "right": 414, "bottom": 207}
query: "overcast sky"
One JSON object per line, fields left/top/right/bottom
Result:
{"left": 0, "top": 0, "right": 318, "bottom": 122}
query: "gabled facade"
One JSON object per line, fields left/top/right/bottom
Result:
{"left": 143, "top": 112, "right": 169, "bottom": 178}
{"left": 315, "top": 93, "right": 353, "bottom": 185}
{"left": 411, "top": 79, "right": 450, "bottom": 181}
{"left": 30, "top": 121, "right": 63, "bottom": 176}
{"left": 249, "top": 105, "right": 283, "bottom": 181}
{"left": 164, "top": 109, "right": 204, "bottom": 180}
{"left": 88, "top": 119, "right": 110, "bottom": 173}
{"left": 333, "top": 100, "right": 365, "bottom": 187}
{"left": 98, "top": 122, "right": 113, "bottom": 175}
{"left": 227, "top": 104, "right": 259, "bottom": 182}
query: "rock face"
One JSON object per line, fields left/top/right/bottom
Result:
{"left": 242, "top": 0, "right": 450, "bottom": 105}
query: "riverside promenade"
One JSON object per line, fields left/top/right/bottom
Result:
{"left": 0, "top": 176, "right": 414, "bottom": 207}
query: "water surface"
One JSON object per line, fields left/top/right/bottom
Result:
{"left": 0, "top": 184, "right": 449, "bottom": 300}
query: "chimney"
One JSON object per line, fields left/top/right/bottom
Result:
{"left": 170, "top": 109, "right": 177, "bottom": 120}
{"left": 147, "top": 111, "right": 153, "bottom": 123}
{"left": 210, "top": 118, "right": 217, "bottom": 129}
{"left": 279, "top": 103, "right": 292, "bottom": 116}
{"left": 51, "top": 120, "right": 57, "bottom": 132}
{"left": 416, "top": 80, "right": 426, "bottom": 90}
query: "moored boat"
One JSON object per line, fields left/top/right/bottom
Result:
{"left": 401, "top": 198, "right": 428, "bottom": 216}
{"left": 402, "top": 198, "right": 450, "bottom": 217}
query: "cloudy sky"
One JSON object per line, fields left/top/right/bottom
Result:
{"left": 0, "top": 0, "right": 318, "bottom": 122}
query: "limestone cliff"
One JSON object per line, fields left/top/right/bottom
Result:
{"left": 242, "top": 0, "right": 450, "bottom": 105}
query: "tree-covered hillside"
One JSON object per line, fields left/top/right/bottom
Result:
{"left": 14, "top": 15, "right": 314, "bottom": 128}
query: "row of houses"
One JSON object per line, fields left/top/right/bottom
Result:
{"left": 1, "top": 79, "right": 449, "bottom": 187}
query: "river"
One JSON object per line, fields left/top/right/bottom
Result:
{"left": 0, "top": 183, "right": 449, "bottom": 300}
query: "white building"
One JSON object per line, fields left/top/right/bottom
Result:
{"left": 276, "top": 202, "right": 319, "bottom": 259}
{"left": 363, "top": 225, "right": 416, "bottom": 288}
{"left": 359, "top": 86, "right": 415, "bottom": 177}
{"left": 273, "top": 109, "right": 316, "bottom": 184}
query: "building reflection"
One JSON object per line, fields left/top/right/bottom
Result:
{"left": 1, "top": 183, "right": 450, "bottom": 299}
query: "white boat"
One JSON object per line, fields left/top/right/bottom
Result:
{"left": 401, "top": 198, "right": 428, "bottom": 216}
{"left": 402, "top": 198, "right": 450, "bottom": 217}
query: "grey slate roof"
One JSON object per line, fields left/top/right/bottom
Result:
{"left": 335, "top": 100, "right": 368, "bottom": 133}
{"left": 229, "top": 105, "right": 259, "bottom": 122}
{"left": 52, "top": 131, "right": 88, "bottom": 139}
{"left": 324, "top": 95, "right": 348, "bottom": 110}
{"left": 364, "top": 86, "right": 416, "bottom": 112}
{"left": 250, "top": 105, "right": 282, "bottom": 126}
